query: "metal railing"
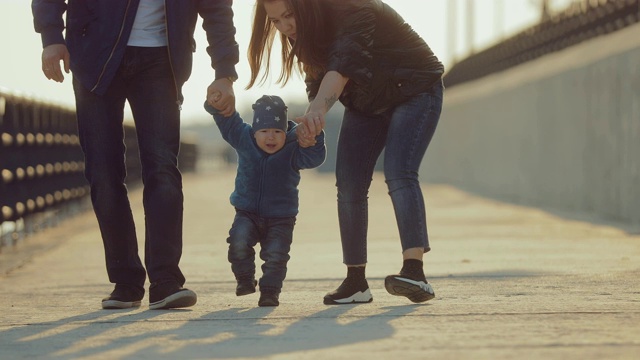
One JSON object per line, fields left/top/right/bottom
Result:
{"left": 1, "top": 93, "right": 87, "bottom": 223}
{"left": 0, "top": 90, "right": 198, "bottom": 248}
{"left": 444, "top": 0, "right": 640, "bottom": 88}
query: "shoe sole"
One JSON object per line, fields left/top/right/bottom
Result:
{"left": 323, "top": 288, "right": 373, "bottom": 305}
{"left": 102, "top": 300, "right": 141, "bottom": 309}
{"left": 385, "top": 276, "right": 435, "bottom": 303}
{"left": 149, "top": 290, "right": 197, "bottom": 310}
{"left": 236, "top": 288, "right": 256, "bottom": 296}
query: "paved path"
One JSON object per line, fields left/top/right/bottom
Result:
{"left": 1, "top": 168, "right": 639, "bottom": 359}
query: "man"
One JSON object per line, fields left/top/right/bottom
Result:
{"left": 32, "top": 0, "right": 239, "bottom": 310}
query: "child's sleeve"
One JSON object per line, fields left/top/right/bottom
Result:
{"left": 294, "top": 130, "right": 327, "bottom": 170}
{"left": 284, "top": 120, "right": 298, "bottom": 144}
{"left": 204, "top": 102, "right": 249, "bottom": 148}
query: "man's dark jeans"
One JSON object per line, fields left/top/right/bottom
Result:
{"left": 336, "top": 81, "right": 444, "bottom": 265}
{"left": 73, "top": 46, "right": 184, "bottom": 292}
{"left": 227, "top": 210, "right": 295, "bottom": 292}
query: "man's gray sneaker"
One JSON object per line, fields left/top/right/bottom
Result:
{"left": 149, "top": 282, "right": 197, "bottom": 310}
{"left": 102, "top": 284, "right": 144, "bottom": 309}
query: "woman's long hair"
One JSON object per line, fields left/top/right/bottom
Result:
{"left": 247, "top": 0, "right": 333, "bottom": 89}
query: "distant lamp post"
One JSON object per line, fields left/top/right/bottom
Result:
{"left": 495, "top": 0, "right": 505, "bottom": 40}
{"left": 447, "top": 0, "right": 457, "bottom": 65}
{"left": 466, "top": 0, "right": 475, "bottom": 56}
{"left": 530, "top": 0, "right": 552, "bottom": 21}
{"left": 541, "top": 0, "right": 551, "bottom": 20}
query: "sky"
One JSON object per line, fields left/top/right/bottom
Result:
{"left": 0, "top": 0, "right": 575, "bottom": 125}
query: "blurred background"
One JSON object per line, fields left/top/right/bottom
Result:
{"left": 0, "top": 0, "right": 581, "bottom": 162}
{"left": 2, "top": 0, "right": 640, "bottom": 243}
{"left": 1, "top": 0, "right": 578, "bottom": 121}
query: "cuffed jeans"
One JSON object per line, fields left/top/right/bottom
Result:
{"left": 73, "top": 46, "right": 184, "bottom": 291}
{"left": 336, "top": 81, "right": 443, "bottom": 265}
{"left": 227, "top": 210, "right": 295, "bottom": 292}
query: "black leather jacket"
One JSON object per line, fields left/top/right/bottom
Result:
{"left": 305, "top": 0, "right": 444, "bottom": 115}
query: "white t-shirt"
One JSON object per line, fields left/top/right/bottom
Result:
{"left": 127, "top": 0, "right": 168, "bottom": 47}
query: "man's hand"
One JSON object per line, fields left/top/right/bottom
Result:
{"left": 207, "top": 78, "right": 235, "bottom": 117}
{"left": 41, "top": 44, "right": 70, "bottom": 83}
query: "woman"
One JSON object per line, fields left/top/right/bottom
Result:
{"left": 248, "top": 0, "right": 444, "bottom": 304}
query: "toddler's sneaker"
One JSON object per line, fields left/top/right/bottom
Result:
{"left": 384, "top": 273, "right": 435, "bottom": 303}
{"left": 258, "top": 291, "right": 280, "bottom": 307}
{"left": 236, "top": 278, "right": 258, "bottom": 296}
{"left": 323, "top": 277, "right": 372, "bottom": 305}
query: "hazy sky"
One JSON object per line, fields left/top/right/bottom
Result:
{"left": 1, "top": 0, "right": 573, "bottom": 125}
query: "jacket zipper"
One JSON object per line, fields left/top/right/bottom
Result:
{"left": 257, "top": 156, "right": 267, "bottom": 215}
{"left": 163, "top": 0, "right": 182, "bottom": 110}
{"left": 91, "top": 0, "right": 133, "bottom": 92}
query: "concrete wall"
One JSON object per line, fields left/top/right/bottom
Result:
{"left": 421, "top": 24, "right": 640, "bottom": 224}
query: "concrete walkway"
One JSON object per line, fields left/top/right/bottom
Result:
{"left": 1, "top": 168, "right": 639, "bottom": 359}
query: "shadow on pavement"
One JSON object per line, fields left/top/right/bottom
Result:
{"left": 0, "top": 305, "right": 422, "bottom": 359}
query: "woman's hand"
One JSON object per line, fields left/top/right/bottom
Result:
{"left": 295, "top": 70, "right": 347, "bottom": 147}
{"left": 295, "top": 110, "right": 325, "bottom": 136}
{"left": 294, "top": 112, "right": 324, "bottom": 148}
{"left": 294, "top": 111, "right": 324, "bottom": 148}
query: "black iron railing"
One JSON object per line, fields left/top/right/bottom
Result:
{"left": 0, "top": 90, "right": 198, "bottom": 246}
{"left": 444, "top": 0, "right": 640, "bottom": 87}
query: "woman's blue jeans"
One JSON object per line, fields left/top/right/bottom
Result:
{"left": 72, "top": 46, "right": 184, "bottom": 291}
{"left": 336, "top": 81, "right": 443, "bottom": 265}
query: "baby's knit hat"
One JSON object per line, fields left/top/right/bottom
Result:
{"left": 252, "top": 95, "right": 288, "bottom": 131}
